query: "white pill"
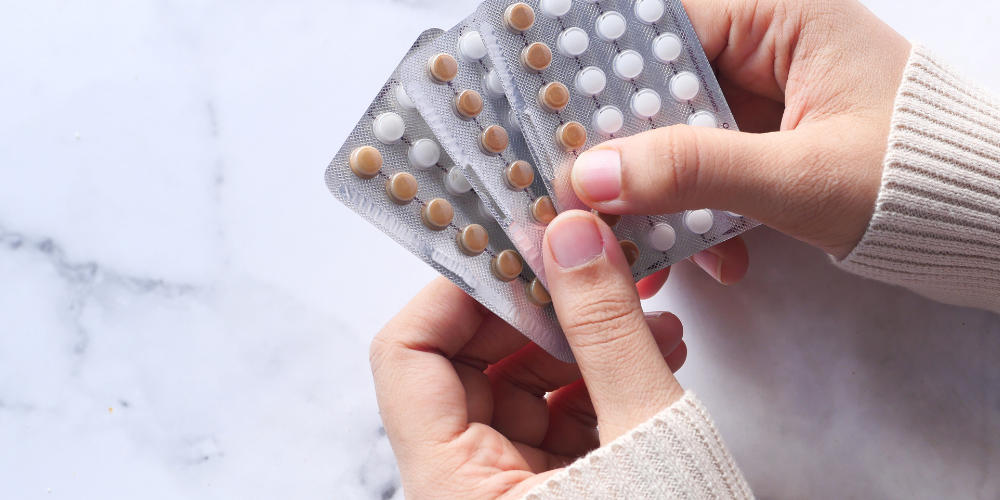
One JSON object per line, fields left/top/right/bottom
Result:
{"left": 595, "top": 11, "right": 627, "bottom": 42}
{"left": 408, "top": 139, "right": 441, "bottom": 170}
{"left": 484, "top": 70, "right": 506, "bottom": 99}
{"left": 652, "top": 33, "right": 682, "bottom": 63}
{"left": 458, "top": 31, "right": 488, "bottom": 61}
{"left": 631, "top": 89, "right": 662, "bottom": 118}
{"left": 688, "top": 111, "right": 718, "bottom": 128}
{"left": 593, "top": 106, "right": 624, "bottom": 136}
{"left": 444, "top": 166, "right": 473, "bottom": 196}
{"left": 477, "top": 196, "right": 493, "bottom": 220}
{"left": 395, "top": 85, "right": 416, "bottom": 111}
{"left": 614, "top": 50, "right": 644, "bottom": 80}
{"left": 539, "top": 0, "right": 572, "bottom": 18}
{"left": 670, "top": 71, "right": 700, "bottom": 101}
{"left": 684, "top": 209, "right": 715, "bottom": 235}
{"left": 575, "top": 66, "right": 607, "bottom": 97}
{"left": 648, "top": 224, "right": 677, "bottom": 252}
{"left": 508, "top": 109, "right": 522, "bottom": 132}
{"left": 557, "top": 27, "right": 590, "bottom": 58}
{"left": 634, "top": 0, "right": 666, "bottom": 24}
{"left": 373, "top": 112, "right": 405, "bottom": 144}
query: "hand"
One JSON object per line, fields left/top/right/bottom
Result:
{"left": 571, "top": 0, "right": 912, "bottom": 259}
{"left": 371, "top": 211, "right": 686, "bottom": 499}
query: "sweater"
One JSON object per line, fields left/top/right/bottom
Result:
{"left": 524, "top": 44, "right": 1000, "bottom": 499}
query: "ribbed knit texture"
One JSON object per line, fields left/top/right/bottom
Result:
{"left": 524, "top": 391, "right": 753, "bottom": 500}
{"left": 838, "top": 44, "right": 1000, "bottom": 313}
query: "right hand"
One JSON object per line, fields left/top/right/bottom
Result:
{"left": 571, "top": 0, "right": 912, "bottom": 259}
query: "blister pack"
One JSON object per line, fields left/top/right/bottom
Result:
{"left": 478, "top": 0, "right": 759, "bottom": 284}
{"left": 326, "top": 28, "right": 573, "bottom": 361}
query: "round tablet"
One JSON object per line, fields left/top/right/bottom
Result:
{"left": 385, "top": 172, "right": 418, "bottom": 205}
{"left": 504, "top": 3, "right": 535, "bottom": 33}
{"left": 575, "top": 66, "right": 607, "bottom": 97}
{"left": 372, "top": 112, "right": 405, "bottom": 144}
{"left": 492, "top": 250, "right": 524, "bottom": 282}
{"left": 479, "top": 125, "right": 509, "bottom": 155}
{"left": 458, "top": 31, "right": 488, "bottom": 61}
{"left": 688, "top": 111, "right": 718, "bottom": 128}
{"left": 456, "top": 224, "right": 490, "bottom": 256}
{"left": 427, "top": 53, "right": 459, "bottom": 84}
{"left": 453, "top": 89, "right": 484, "bottom": 120}
{"left": 444, "top": 166, "right": 473, "bottom": 196}
{"left": 593, "top": 106, "right": 624, "bottom": 136}
{"left": 525, "top": 278, "right": 552, "bottom": 307}
{"left": 530, "top": 196, "right": 557, "bottom": 225}
{"left": 539, "top": 0, "right": 572, "bottom": 18}
{"left": 557, "top": 27, "right": 590, "bottom": 58}
{"left": 421, "top": 198, "right": 454, "bottom": 231}
{"left": 614, "top": 50, "right": 644, "bottom": 80}
{"left": 507, "top": 109, "right": 522, "bottom": 132}
{"left": 477, "top": 196, "right": 493, "bottom": 220}
{"left": 631, "top": 89, "right": 662, "bottom": 119}
{"left": 592, "top": 210, "right": 622, "bottom": 228}
{"left": 684, "top": 209, "right": 715, "bottom": 235}
{"left": 504, "top": 160, "right": 535, "bottom": 191}
{"left": 521, "top": 42, "right": 552, "bottom": 73}
{"left": 555, "top": 121, "right": 587, "bottom": 151}
{"left": 395, "top": 85, "right": 416, "bottom": 111}
{"left": 647, "top": 223, "right": 676, "bottom": 252}
{"left": 484, "top": 70, "right": 506, "bottom": 99}
{"left": 407, "top": 139, "right": 441, "bottom": 170}
{"left": 670, "top": 72, "right": 700, "bottom": 101}
{"left": 652, "top": 33, "right": 682, "bottom": 63}
{"left": 348, "top": 146, "right": 382, "bottom": 179}
{"left": 634, "top": 0, "right": 666, "bottom": 25}
{"left": 538, "top": 82, "right": 570, "bottom": 113}
{"left": 620, "top": 241, "right": 640, "bottom": 267}
{"left": 595, "top": 11, "right": 627, "bottom": 42}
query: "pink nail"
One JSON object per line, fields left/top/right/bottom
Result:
{"left": 573, "top": 149, "right": 622, "bottom": 202}
{"left": 691, "top": 250, "right": 723, "bottom": 283}
{"left": 548, "top": 213, "right": 604, "bottom": 269}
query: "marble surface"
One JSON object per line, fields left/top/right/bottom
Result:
{"left": 1, "top": 1, "right": 998, "bottom": 498}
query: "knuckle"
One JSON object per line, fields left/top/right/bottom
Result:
{"left": 559, "top": 282, "right": 646, "bottom": 349}
{"left": 649, "top": 126, "right": 702, "bottom": 202}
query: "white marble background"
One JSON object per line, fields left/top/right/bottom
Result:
{"left": 1, "top": 1, "right": 998, "bottom": 498}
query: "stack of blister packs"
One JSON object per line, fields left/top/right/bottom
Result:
{"left": 326, "top": 0, "right": 757, "bottom": 362}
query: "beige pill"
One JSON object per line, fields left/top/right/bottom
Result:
{"left": 555, "top": 121, "right": 587, "bottom": 151}
{"left": 348, "top": 146, "right": 382, "bottom": 179}
{"left": 521, "top": 42, "right": 552, "bottom": 73}
{"left": 480, "top": 125, "right": 509, "bottom": 155}
{"left": 538, "top": 82, "right": 569, "bottom": 113}
{"left": 620, "top": 240, "right": 640, "bottom": 267}
{"left": 385, "top": 172, "right": 419, "bottom": 205}
{"left": 504, "top": 3, "right": 535, "bottom": 33}
{"left": 530, "top": 196, "right": 557, "bottom": 225}
{"left": 593, "top": 209, "right": 622, "bottom": 228}
{"left": 456, "top": 224, "right": 490, "bottom": 256}
{"left": 427, "top": 53, "right": 459, "bottom": 84}
{"left": 421, "top": 198, "right": 454, "bottom": 231}
{"left": 504, "top": 160, "right": 535, "bottom": 191}
{"left": 491, "top": 250, "right": 524, "bottom": 282}
{"left": 454, "top": 89, "right": 484, "bottom": 120}
{"left": 525, "top": 278, "right": 552, "bottom": 307}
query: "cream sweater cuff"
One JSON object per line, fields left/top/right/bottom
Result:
{"left": 523, "top": 391, "right": 753, "bottom": 500}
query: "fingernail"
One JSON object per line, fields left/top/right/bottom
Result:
{"left": 691, "top": 250, "right": 723, "bottom": 283}
{"left": 645, "top": 312, "right": 666, "bottom": 320}
{"left": 549, "top": 214, "right": 604, "bottom": 269}
{"left": 573, "top": 149, "right": 622, "bottom": 202}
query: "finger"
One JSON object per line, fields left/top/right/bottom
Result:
{"left": 452, "top": 314, "right": 533, "bottom": 427}
{"left": 688, "top": 235, "right": 749, "bottom": 285}
{"left": 636, "top": 268, "right": 670, "bottom": 300}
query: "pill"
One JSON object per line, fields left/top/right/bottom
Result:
{"left": 407, "top": 139, "right": 441, "bottom": 170}
{"left": 593, "top": 106, "right": 624, "bottom": 136}
{"left": 504, "top": 3, "right": 535, "bottom": 33}
{"left": 372, "top": 112, "right": 405, "bottom": 145}
{"left": 593, "top": 210, "right": 622, "bottom": 228}
{"left": 539, "top": 0, "right": 572, "bottom": 18}
{"left": 634, "top": 0, "right": 666, "bottom": 24}
{"left": 456, "top": 224, "right": 490, "bottom": 256}
{"left": 652, "top": 33, "right": 682, "bottom": 63}
{"left": 484, "top": 70, "right": 506, "bottom": 99}
{"left": 491, "top": 250, "right": 524, "bottom": 282}
{"left": 631, "top": 89, "right": 662, "bottom": 119}
{"left": 684, "top": 209, "right": 715, "bottom": 235}
{"left": 525, "top": 278, "right": 552, "bottom": 307}
{"left": 555, "top": 121, "right": 587, "bottom": 151}
{"left": 648, "top": 223, "right": 677, "bottom": 252}
{"left": 521, "top": 42, "right": 553, "bottom": 73}
{"left": 575, "top": 66, "right": 607, "bottom": 97}
{"left": 688, "top": 111, "right": 718, "bottom": 128}
{"left": 427, "top": 53, "right": 459, "bottom": 84}
{"left": 421, "top": 198, "right": 454, "bottom": 231}
{"left": 504, "top": 160, "right": 535, "bottom": 191}
{"left": 477, "top": 196, "right": 494, "bottom": 220}
{"left": 453, "top": 89, "right": 484, "bottom": 120}
{"left": 348, "top": 146, "right": 383, "bottom": 179}
{"left": 670, "top": 72, "right": 700, "bottom": 101}
{"left": 385, "top": 172, "right": 419, "bottom": 205}
{"left": 614, "top": 50, "right": 644, "bottom": 80}
{"left": 595, "top": 11, "right": 627, "bottom": 42}
{"left": 458, "top": 31, "right": 488, "bottom": 61}
{"left": 557, "top": 27, "right": 590, "bottom": 58}
{"left": 479, "top": 125, "right": 509, "bottom": 155}
{"left": 538, "top": 82, "right": 570, "bottom": 113}
{"left": 507, "top": 109, "right": 522, "bottom": 132}
{"left": 395, "top": 85, "right": 416, "bottom": 111}
{"left": 620, "top": 241, "right": 640, "bottom": 267}
{"left": 530, "top": 196, "right": 557, "bottom": 225}
{"left": 444, "top": 165, "right": 473, "bottom": 196}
